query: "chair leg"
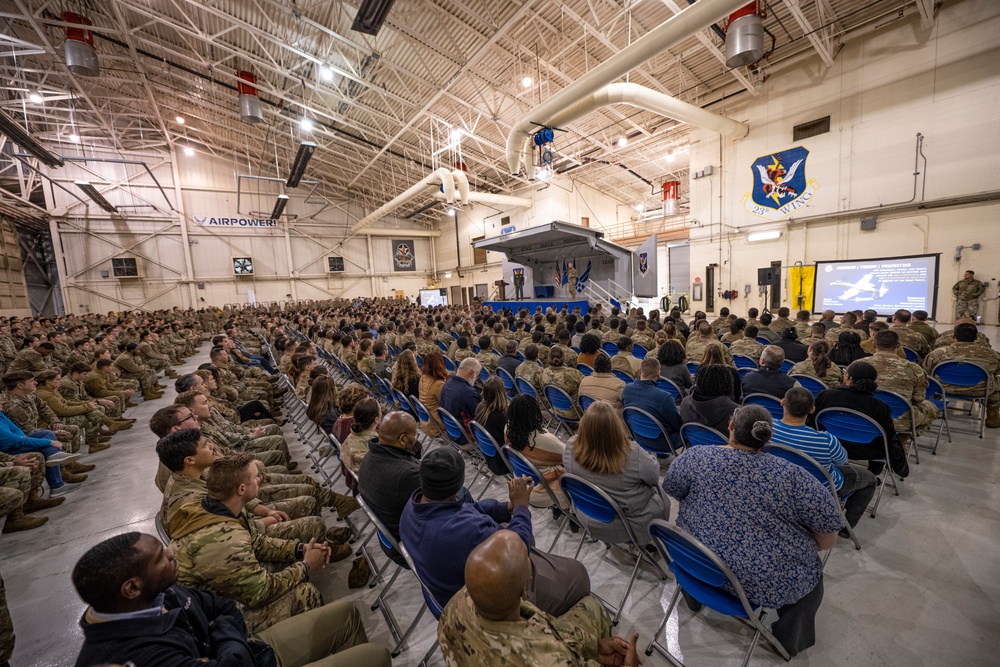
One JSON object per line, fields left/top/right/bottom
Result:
{"left": 574, "top": 529, "right": 588, "bottom": 559}
{"left": 547, "top": 513, "right": 569, "bottom": 553}
{"left": 611, "top": 550, "right": 645, "bottom": 625}
{"left": 418, "top": 639, "right": 439, "bottom": 667}
{"left": 645, "top": 586, "right": 681, "bottom": 659}
{"left": 741, "top": 629, "right": 763, "bottom": 667}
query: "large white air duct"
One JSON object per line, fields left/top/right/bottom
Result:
{"left": 434, "top": 191, "right": 532, "bottom": 208}
{"left": 506, "top": 0, "right": 749, "bottom": 176}
{"left": 351, "top": 167, "right": 454, "bottom": 233}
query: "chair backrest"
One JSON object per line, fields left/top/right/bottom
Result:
{"left": 543, "top": 384, "right": 578, "bottom": 416}
{"left": 515, "top": 377, "right": 538, "bottom": 399}
{"left": 409, "top": 395, "right": 431, "bottom": 425}
{"left": 395, "top": 390, "right": 415, "bottom": 415}
{"left": 902, "top": 346, "right": 919, "bottom": 363}
{"left": 472, "top": 345, "right": 480, "bottom": 354}
{"left": 789, "top": 374, "right": 826, "bottom": 397}
{"left": 436, "top": 340, "right": 449, "bottom": 352}
{"left": 559, "top": 474, "right": 625, "bottom": 526}
{"left": 679, "top": 422, "right": 728, "bottom": 447}
{"left": 396, "top": 541, "right": 445, "bottom": 620}
{"left": 815, "top": 407, "right": 885, "bottom": 446}
{"left": 742, "top": 393, "right": 783, "bottom": 420}
{"left": 356, "top": 493, "right": 402, "bottom": 555}
{"left": 732, "top": 354, "right": 758, "bottom": 369}
{"left": 737, "top": 367, "right": 755, "bottom": 381}
{"left": 780, "top": 360, "right": 794, "bottom": 374}
{"left": 926, "top": 376, "right": 945, "bottom": 400}
{"left": 479, "top": 367, "right": 491, "bottom": 383}
{"left": 686, "top": 362, "right": 700, "bottom": 375}
{"left": 469, "top": 420, "right": 506, "bottom": 465}
{"left": 648, "top": 520, "right": 754, "bottom": 619}
{"left": 415, "top": 355, "right": 423, "bottom": 367}
{"left": 500, "top": 445, "right": 564, "bottom": 510}
{"left": 359, "top": 373, "right": 373, "bottom": 388}
{"left": 932, "top": 361, "right": 989, "bottom": 391}
{"left": 442, "top": 356, "right": 456, "bottom": 372}
{"left": 612, "top": 369, "right": 635, "bottom": 384}
{"left": 762, "top": 443, "right": 838, "bottom": 496}
{"left": 437, "top": 406, "right": 473, "bottom": 445}
{"left": 623, "top": 406, "right": 678, "bottom": 456}
{"left": 577, "top": 363, "right": 593, "bottom": 376}
{"left": 632, "top": 344, "right": 647, "bottom": 358}
{"left": 602, "top": 341, "right": 619, "bottom": 357}
{"left": 450, "top": 331, "right": 460, "bottom": 340}
{"left": 497, "top": 367, "right": 517, "bottom": 395}
{"left": 516, "top": 351, "right": 525, "bottom": 362}
{"left": 578, "top": 394, "right": 597, "bottom": 412}
{"left": 873, "top": 389, "right": 913, "bottom": 420}
{"left": 755, "top": 337, "right": 771, "bottom": 346}
{"left": 656, "top": 377, "right": 682, "bottom": 400}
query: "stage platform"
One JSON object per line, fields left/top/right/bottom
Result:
{"left": 482, "top": 298, "right": 589, "bottom": 315}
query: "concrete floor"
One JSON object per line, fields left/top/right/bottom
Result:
{"left": 2, "top": 331, "right": 999, "bottom": 667}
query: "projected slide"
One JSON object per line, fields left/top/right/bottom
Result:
{"left": 812, "top": 254, "right": 939, "bottom": 317}
{"left": 419, "top": 289, "right": 448, "bottom": 308}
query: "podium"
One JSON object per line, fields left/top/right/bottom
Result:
{"left": 494, "top": 279, "right": 510, "bottom": 301}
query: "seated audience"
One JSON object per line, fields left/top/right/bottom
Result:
{"left": 540, "top": 347, "right": 583, "bottom": 420}
{"left": 577, "top": 333, "right": 602, "bottom": 369}
{"left": 701, "top": 343, "right": 742, "bottom": 402}
{"left": 622, "top": 358, "right": 682, "bottom": 448}
{"left": 774, "top": 327, "right": 809, "bottom": 363}
{"left": 662, "top": 405, "right": 843, "bottom": 658}
{"left": 656, "top": 339, "right": 692, "bottom": 394}
{"left": 562, "top": 401, "right": 670, "bottom": 546}
{"left": 923, "top": 322, "right": 999, "bottom": 429}
{"left": 578, "top": 353, "right": 625, "bottom": 411}
{"left": 438, "top": 531, "right": 640, "bottom": 666}
{"left": 611, "top": 337, "right": 642, "bottom": 376}
{"left": 400, "top": 448, "right": 589, "bottom": 613}
{"left": 341, "top": 398, "right": 380, "bottom": 476}
{"left": 497, "top": 340, "right": 521, "bottom": 378}
{"left": 473, "top": 377, "right": 512, "bottom": 475}
{"left": 730, "top": 325, "right": 765, "bottom": 362}
{"left": 742, "top": 346, "right": 799, "bottom": 399}
{"left": 439, "top": 357, "right": 482, "bottom": 442}
{"left": 72, "top": 532, "right": 390, "bottom": 667}
{"left": 789, "top": 340, "right": 843, "bottom": 388}
{"left": 391, "top": 349, "right": 421, "bottom": 401}
{"left": 514, "top": 343, "right": 544, "bottom": 393}
{"left": 861, "top": 329, "right": 938, "bottom": 439}
{"left": 306, "top": 375, "right": 339, "bottom": 434}
{"left": 505, "top": 395, "right": 569, "bottom": 509}
{"left": 330, "top": 383, "right": 370, "bottom": 444}
{"left": 679, "top": 365, "right": 740, "bottom": 434}
{"left": 418, "top": 351, "right": 449, "bottom": 438}
{"left": 770, "top": 388, "right": 877, "bottom": 529}
{"left": 830, "top": 330, "right": 872, "bottom": 366}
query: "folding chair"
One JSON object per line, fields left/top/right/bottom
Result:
{"left": 679, "top": 422, "right": 728, "bottom": 447}
{"left": 577, "top": 363, "right": 594, "bottom": 377}
{"left": 733, "top": 354, "right": 758, "bottom": 370}
{"left": 154, "top": 513, "right": 171, "bottom": 544}
{"left": 632, "top": 344, "right": 648, "bottom": 358}
{"left": 925, "top": 376, "right": 952, "bottom": 453}
{"left": 442, "top": 356, "right": 456, "bottom": 373}
{"left": 479, "top": 367, "right": 491, "bottom": 383}
{"left": 437, "top": 406, "right": 475, "bottom": 450}
{"left": 763, "top": 443, "right": 862, "bottom": 558}
{"left": 790, "top": 374, "right": 827, "bottom": 397}
{"left": 559, "top": 474, "right": 669, "bottom": 624}
{"left": 623, "top": 406, "right": 680, "bottom": 457}
{"left": 577, "top": 394, "right": 598, "bottom": 412}
{"left": 469, "top": 420, "right": 512, "bottom": 499}
{"left": 500, "top": 445, "right": 573, "bottom": 552}
{"left": 902, "top": 347, "right": 920, "bottom": 363}
{"left": 497, "top": 367, "right": 518, "bottom": 397}
{"left": 932, "top": 361, "right": 991, "bottom": 439}
{"left": 645, "top": 520, "right": 791, "bottom": 665}
{"left": 612, "top": 369, "right": 635, "bottom": 384}
{"left": 686, "top": 362, "right": 700, "bottom": 376}
{"left": 436, "top": 340, "right": 449, "bottom": 352}
{"left": 602, "top": 341, "right": 619, "bottom": 357}
{"left": 737, "top": 367, "right": 755, "bottom": 382}
{"left": 742, "top": 393, "right": 784, "bottom": 420}
{"left": 394, "top": 390, "right": 417, "bottom": 418}
{"left": 874, "top": 389, "right": 920, "bottom": 464}
{"left": 354, "top": 495, "right": 427, "bottom": 658}
{"left": 816, "top": 407, "right": 899, "bottom": 518}
{"left": 543, "top": 384, "right": 581, "bottom": 436}
{"left": 396, "top": 542, "right": 445, "bottom": 667}
{"left": 656, "top": 377, "right": 682, "bottom": 401}
{"left": 780, "top": 360, "right": 795, "bottom": 374}
{"left": 755, "top": 337, "right": 772, "bottom": 346}
{"left": 408, "top": 395, "right": 444, "bottom": 449}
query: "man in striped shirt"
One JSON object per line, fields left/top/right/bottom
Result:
{"left": 770, "top": 387, "right": 877, "bottom": 530}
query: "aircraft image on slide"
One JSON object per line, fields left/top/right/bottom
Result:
{"left": 830, "top": 274, "right": 890, "bottom": 301}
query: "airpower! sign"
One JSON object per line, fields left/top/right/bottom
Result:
{"left": 193, "top": 216, "right": 278, "bottom": 229}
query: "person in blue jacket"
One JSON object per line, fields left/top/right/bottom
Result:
{"left": 0, "top": 395, "right": 79, "bottom": 496}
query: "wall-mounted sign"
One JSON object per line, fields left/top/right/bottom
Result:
{"left": 193, "top": 216, "right": 278, "bottom": 228}
{"left": 743, "top": 146, "right": 819, "bottom": 221}
{"left": 392, "top": 239, "right": 416, "bottom": 272}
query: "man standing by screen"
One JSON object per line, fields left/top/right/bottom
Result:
{"left": 953, "top": 271, "right": 986, "bottom": 319}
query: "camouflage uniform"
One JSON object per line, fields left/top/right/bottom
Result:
{"left": 7, "top": 348, "right": 47, "bottom": 374}
{"left": 198, "top": 424, "right": 288, "bottom": 472}
{"left": 201, "top": 413, "right": 291, "bottom": 461}
{"left": 357, "top": 354, "right": 374, "bottom": 375}
{"left": 793, "top": 322, "right": 813, "bottom": 340}
{"left": 137, "top": 340, "right": 171, "bottom": 373}
{"left": 632, "top": 330, "right": 656, "bottom": 351}
{"left": 924, "top": 342, "right": 1000, "bottom": 408}
{"left": 169, "top": 499, "right": 323, "bottom": 633}
{"left": 439, "top": 590, "right": 613, "bottom": 667}
{"left": 551, "top": 344, "right": 579, "bottom": 369}
{"left": 933, "top": 330, "right": 992, "bottom": 350}
{"left": 825, "top": 327, "right": 868, "bottom": 346}
{"left": 0, "top": 466, "right": 30, "bottom": 518}
{"left": 686, "top": 339, "right": 734, "bottom": 366}
{"left": 908, "top": 320, "right": 939, "bottom": 347}
{"left": 890, "top": 324, "right": 929, "bottom": 358}
{"left": 1, "top": 392, "right": 80, "bottom": 450}
{"left": 83, "top": 370, "right": 130, "bottom": 412}
{"left": 0, "top": 336, "right": 17, "bottom": 376}
{"left": 770, "top": 316, "right": 795, "bottom": 332}
{"left": 0, "top": 451, "right": 44, "bottom": 505}
{"left": 35, "top": 386, "right": 106, "bottom": 446}
{"left": 860, "top": 351, "right": 937, "bottom": 433}
{"left": 540, "top": 365, "right": 583, "bottom": 420}
{"left": 860, "top": 337, "right": 904, "bottom": 358}
{"left": 114, "top": 351, "right": 158, "bottom": 391}
{"left": 515, "top": 361, "right": 545, "bottom": 394}
{"left": 160, "top": 471, "right": 325, "bottom": 542}
{"left": 729, "top": 337, "right": 765, "bottom": 363}
{"left": 476, "top": 351, "right": 498, "bottom": 374}
{"left": 788, "top": 359, "right": 844, "bottom": 389}
{"left": 953, "top": 278, "right": 986, "bottom": 318}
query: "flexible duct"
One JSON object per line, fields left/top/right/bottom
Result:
{"left": 433, "top": 191, "right": 532, "bottom": 208}
{"left": 351, "top": 167, "right": 453, "bottom": 232}
{"left": 452, "top": 168, "right": 470, "bottom": 205}
{"left": 507, "top": 0, "right": 749, "bottom": 175}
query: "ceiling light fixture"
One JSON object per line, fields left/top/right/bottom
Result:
{"left": 444, "top": 272, "right": 453, "bottom": 278}
{"left": 450, "top": 128, "right": 463, "bottom": 142}
{"left": 0, "top": 108, "right": 64, "bottom": 167}
{"left": 635, "top": 202, "right": 645, "bottom": 212}
{"left": 446, "top": 208, "right": 456, "bottom": 216}
{"left": 665, "top": 149, "right": 674, "bottom": 161}
{"left": 68, "top": 133, "right": 80, "bottom": 143}
{"left": 75, "top": 181, "right": 117, "bottom": 213}
{"left": 183, "top": 146, "right": 195, "bottom": 156}
{"left": 271, "top": 194, "right": 289, "bottom": 219}
{"left": 617, "top": 136, "right": 628, "bottom": 147}
{"left": 521, "top": 76, "right": 532, "bottom": 88}
{"left": 29, "top": 91, "right": 43, "bottom": 104}
{"left": 299, "top": 117, "right": 314, "bottom": 132}
{"left": 319, "top": 65, "right": 334, "bottom": 82}
{"left": 747, "top": 230, "right": 782, "bottom": 242}
{"left": 175, "top": 116, "right": 185, "bottom": 124}
{"left": 285, "top": 141, "right": 317, "bottom": 188}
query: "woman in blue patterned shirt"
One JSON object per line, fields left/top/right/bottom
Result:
{"left": 662, "top": 405, "right": 844, "bottom": 657}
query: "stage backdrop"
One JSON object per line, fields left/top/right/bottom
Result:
{"left": 632, "top": 234, "right": 658, "bottom": 298}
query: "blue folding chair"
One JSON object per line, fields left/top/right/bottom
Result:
{"left": 737, "top": 367, "right": 755, "bottom": 381}
{"left": 469, "top": 421, "right": 511, "bottom": 499}
{"left": 515, "top": 377, "right": 539, "bottom": 399}
{"left": 780, "top": 359, "right": 795, "bottom": 374}
{"left": 732, "top": 354, "right": 758, "bottom": 370}
{"left": 602, "top": 341, "right": 619, "bottom": 357}
{"left": 472, "top": 345, "right": 480, "bottom": 354}
{"left": 656, "top": 377, "right": 682, "bottom": 401}
{"left": 790, "top": 373, "right": 827, "bottom": 397}
{"left": 931, "top": 361, "right": 990, "bottom": 440}
{"left": 686, "top": 362, "right": 700, "bottom": 375}
{"left": 874, "top": 389, "right": 920, "bottom": 464}
{"left": 396, "top": 542, "right": 444, "bottom": 667}
{"left": 612, "top": 369, "right": 635, "bottom": 384}
{"left": 516, "top": 351, "right": 524, "bottom": 362}
{"left": 755, "top": 337, "right": 772, "bottom": 346}
{"left": 479, "top": 367, "right": 491, "bottom": 383}
{"left": 496, "top": 367, "right": 518, "bottom": 397}
{"left": 632, "top": 344, "right": 648, "bottom": 358}
{"left": 394, "top": 390, "right": 417, "bottom": 418}
{"left": 501, "top": 445, "right": 572, "bottom": 552}
{"left": 415, "top": 355, "right": 422, "bottom": 368}
{"left": 559, "top": 474, "right": 669, "bottom": 625}
{"left": 577, "top": 363, "right": 594, "bottom": 377}
{"left": 816, "top": 407, "right": 899, "bottom": 517}
{"left": 442, "top": 356, "right": 456, "bottom": 372}
{"left": 645, "top": 520, "right": 791, "bottom": 664}
{"left": 742, "top": 393, "right": 783, "bottom": 420}
{"left": 408, "top": 395, "right": 443, "bottom": 448}
{"left": 762, "top": 443, "right": 861, "bottom": 555}
{"left": 925, "top": 376, "right": 952, "bottom": 452}
{"left": 679, "top": 422, "right": 728, "bottom": 447}
{"left": 437, "top": 407, "right": 475, "bottom": 449}
{"left": 449, "top": 331, "right": 459, "bottom": 340}
{"left": 902, "top": 347, "right": 920, "bottom": 363}
{"left": 436, "top": 340, "right": 448, "bottom": 352}
{"left": 577, "top": 394, "right": 598, "bottom": 412}
{"left": 544, "top": 384, "right": 581, "bottom": 436}
{"left": 623, "top": 406, "right": 679, "bottom": 457}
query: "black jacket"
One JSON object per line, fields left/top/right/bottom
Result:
{"left": 742, "top": 368, "right": 798, "bottom": 399}
{"left": 76, "top": 585, "right": 275, "bottom": 667}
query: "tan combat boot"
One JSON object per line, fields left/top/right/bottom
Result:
{"left": 23, "top": 487, "right": 64, "bottom": 512}
{"left": 2, "top": 510, "right": 48, "bottom": 533}
{"left": 987, "top": 404, "right": 1000, "bottom": 429}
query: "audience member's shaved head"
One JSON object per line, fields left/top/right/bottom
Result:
{"left": 377, "top": 410, "right": 417, "bottom": 446}
{"left": 464, "top": 530, "right": 530, "bottom": 621}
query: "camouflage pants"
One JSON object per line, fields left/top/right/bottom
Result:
{"left": 53, "top": 424, "right": 81, "bottom": 453}
{"left": 253, "top": 450, "right": 288, "bottom": 468}
{"left": 114, "top": 378, "right": 140, "bottom": 392}
{"left": 143, "top": 356, "right": 169, "bottom": 372}
{"left": 893, "top": 399, "right": 939, "bottom": 435}
{"left": 120, "top": 369, "right": 158, "bottom": 391}
{"left": 263, "top": 513, "right": 327, "bottom": 542}
{"left": 0, "top": 485, "right": 25, "bottom": 518}
{"left": 242, "top": 581, "right": 323, "bottom": 633}
{"left": 62, "top": 409, "right": 106, "bottom": 440}
{"left": 244, "top": 435, "right": 290, "bottom": 460}
{"left": 0, "top": 454, "right": 43, "bottom": 506}
{"left": 259, "top": 483, "right": 319, "bottom": 507}
{"left": 955, "top": 299, "right": 979, "bottom": 318}
{"left": 0, "top": 572, "right": 13, "bottom": 664}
